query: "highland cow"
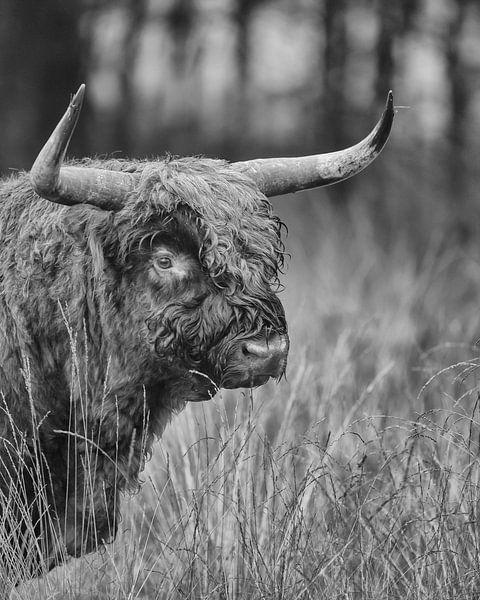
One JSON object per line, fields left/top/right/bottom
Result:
{"left": 0, "top": 85, "right": 393, "bottom": 580}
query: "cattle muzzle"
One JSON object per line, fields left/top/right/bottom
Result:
{"left": 222, "top": 331, "right": 289, "bottom": 389}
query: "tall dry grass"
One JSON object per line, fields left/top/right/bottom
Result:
{"left": 9, "top": 174, "right": 480, "bottom": 599}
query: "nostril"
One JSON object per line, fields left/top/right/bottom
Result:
{"left": 233, "top": 334, "right": 289, "bottom": 385}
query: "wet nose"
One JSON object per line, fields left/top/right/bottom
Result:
{"left": 222, "top": 332, "right": 289, "bottom": 389}
{"left": 242, "top": 336, "right": 289, "bottom": 361}
{"left": 241, "top": 333, "right": 289, "bottom": 378}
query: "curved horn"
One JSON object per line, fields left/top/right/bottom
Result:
{"left": 30, "top": 84, "right": 136, "bottom": 211}
{"left": 233, "top": 91, "right": 395, "bottom": 197}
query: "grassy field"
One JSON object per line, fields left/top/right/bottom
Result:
{"left": 10, "top": 156, "right": 480, "bottom": 598}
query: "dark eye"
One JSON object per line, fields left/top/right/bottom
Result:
{"left": 157, "top": 256, "right": 173, "bottom": 270}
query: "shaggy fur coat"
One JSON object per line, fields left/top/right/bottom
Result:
{"left": 0, "top": 156, "right": 286, "bottom": 576}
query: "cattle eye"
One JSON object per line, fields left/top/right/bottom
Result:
{"left": 156, "top": 256, "right": 173, "bottom": 269}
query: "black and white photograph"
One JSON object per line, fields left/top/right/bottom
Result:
{"left": 0, "top": 1, "right": 479, "bottom": 598}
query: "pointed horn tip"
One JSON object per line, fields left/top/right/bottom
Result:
{"left": 383, "top": 91, "right": 394, "bottom": 118}
{"left": 70, "top": 84, "right": 86, "bottom": 111}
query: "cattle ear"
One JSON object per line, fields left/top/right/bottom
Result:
{"left": 62, "top": 205, "right": 116, "bottom": 241}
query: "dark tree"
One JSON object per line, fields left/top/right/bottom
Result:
{"left": 374, "top": 0, "right": 420, "bottom": 103}
{"left": 445, "top": 0, "right": 470, "bottom": 153}
{"left": 110, "top": 0, "right": 148, "bottom": 154}
{"left": 320, "top": 0, "right": 348, "bottom": 150}
{"left": 165, "top": 0, "right": 197, "bottom": 74}
{"left": 310, "top": 0, "right": 349, "bottom": 205}
{"left": 231, "top": 0, "right": 267, "bottom": 136}
{"left": 0, "top": 0, "right": 86, "bottom": 171}
{"left": 443, "top": 0, "right": 474, "bottom": 240}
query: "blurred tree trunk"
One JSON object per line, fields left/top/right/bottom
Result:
{"left": 166, "top": 0, "right": 196, "bottom": 75}
{"left": 0, "top": 0, "right": 86, "bottom": 171}
{"left": 157, "top": 0, "right": 203, "bottom": 153}
{"left": 371, "top": 1, "right": 398, "bottom": 238}
{"left": 374, "top": 0, "right": 419, "bottom": 102}
{"left": 445, "top": 0, "right": 469, "bottom": 149}
{"left": 321, "top": 0, "right": 348, "bottom": 150}
{"left": 109, "top": 0, "right": 148, "bottom": 154}
{"left": 444, "top": 0, "right": 471, "bottom": 240}
{"left": 371, "top": 0, "right": 420, "bottom": 241}
{"left": 375, "top": 2, "right": 395, "bottom": 102}
{"left": 231, "top": 0, "right": 264, "bottom": 140}
{"left": 316, "top": 0, "right": 348, "bottom": 204}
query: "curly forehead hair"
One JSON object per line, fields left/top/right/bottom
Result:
{"left": 112, "top": 156, "right": 286, "bottom": 290}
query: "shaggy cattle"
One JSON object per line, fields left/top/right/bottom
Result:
{"left": 0, "top": 85, "right": 393, "bottom": 580}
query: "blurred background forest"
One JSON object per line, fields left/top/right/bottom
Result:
{"left": 1, "top": 0, "right": 480, "bottom": 246}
